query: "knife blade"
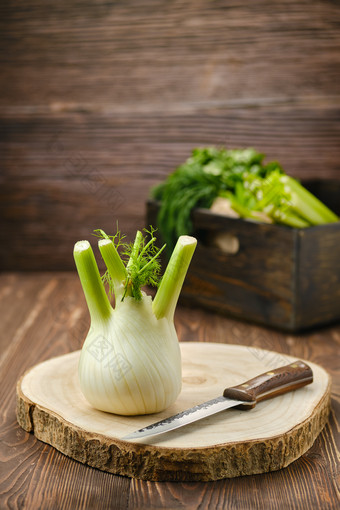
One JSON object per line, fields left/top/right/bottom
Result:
{"left": 122, "top": 360, "right": 313, "bottom": 441}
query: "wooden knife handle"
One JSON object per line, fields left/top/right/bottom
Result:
{"left": 223, "top": 360, "right": 313, "bottom": 410}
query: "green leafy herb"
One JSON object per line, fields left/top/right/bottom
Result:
{"left": 94, "top": 226, "right": 166, "bottom": 301}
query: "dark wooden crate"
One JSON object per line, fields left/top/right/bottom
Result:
{"left": 146, "top": 180, "right": 340, "bottom": 332}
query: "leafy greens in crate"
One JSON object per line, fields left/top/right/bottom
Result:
{"left": 151, "top": 147, "right": 338, "bottom": 251}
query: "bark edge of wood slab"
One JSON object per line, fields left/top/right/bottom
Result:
{"left": 16, "top": 343, "right": 331, "bottom": 482}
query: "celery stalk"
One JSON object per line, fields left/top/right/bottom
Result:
{"left": 270, "top": 208, "right": 310, "bottom": 228}
{"left": 282, "top": 176, "right": 339, "bottom": 225}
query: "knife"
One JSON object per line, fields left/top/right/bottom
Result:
{"left": 122, "top": 360, "right": 313, "bottom": 441}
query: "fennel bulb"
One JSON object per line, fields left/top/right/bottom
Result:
{"left": 74, "top": 229, "right": 196, "bottom": 416}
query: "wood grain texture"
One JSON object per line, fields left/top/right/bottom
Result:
{"left": 1, "top": 272, "right": 339, "bottom": 508}
{"left": 1, "top": 0, "right": 340, "bottom": 106}
{"left": 1, "top": 0, "right": 340, "bottom": 270}
{"left": 296, "top": 224, "right": 340, "bottom": 328}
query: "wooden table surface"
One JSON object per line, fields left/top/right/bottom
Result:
{"left": 0, "top": 272, "right": 339, "bottom": 509}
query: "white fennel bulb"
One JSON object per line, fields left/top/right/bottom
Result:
{"left": 74, "top": 229, "right": 196, "bottom": 416}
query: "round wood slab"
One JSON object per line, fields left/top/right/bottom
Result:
{"left": 16, "top": 343, "right": 331, "bottom": 481}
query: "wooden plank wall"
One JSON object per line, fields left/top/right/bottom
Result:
{"left": 1, "top": 0, "right": 339, "bottom": 270}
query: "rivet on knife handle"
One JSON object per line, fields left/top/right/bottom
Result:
{"left": 223, "top": 360, "right": 313, "bottom": 410}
